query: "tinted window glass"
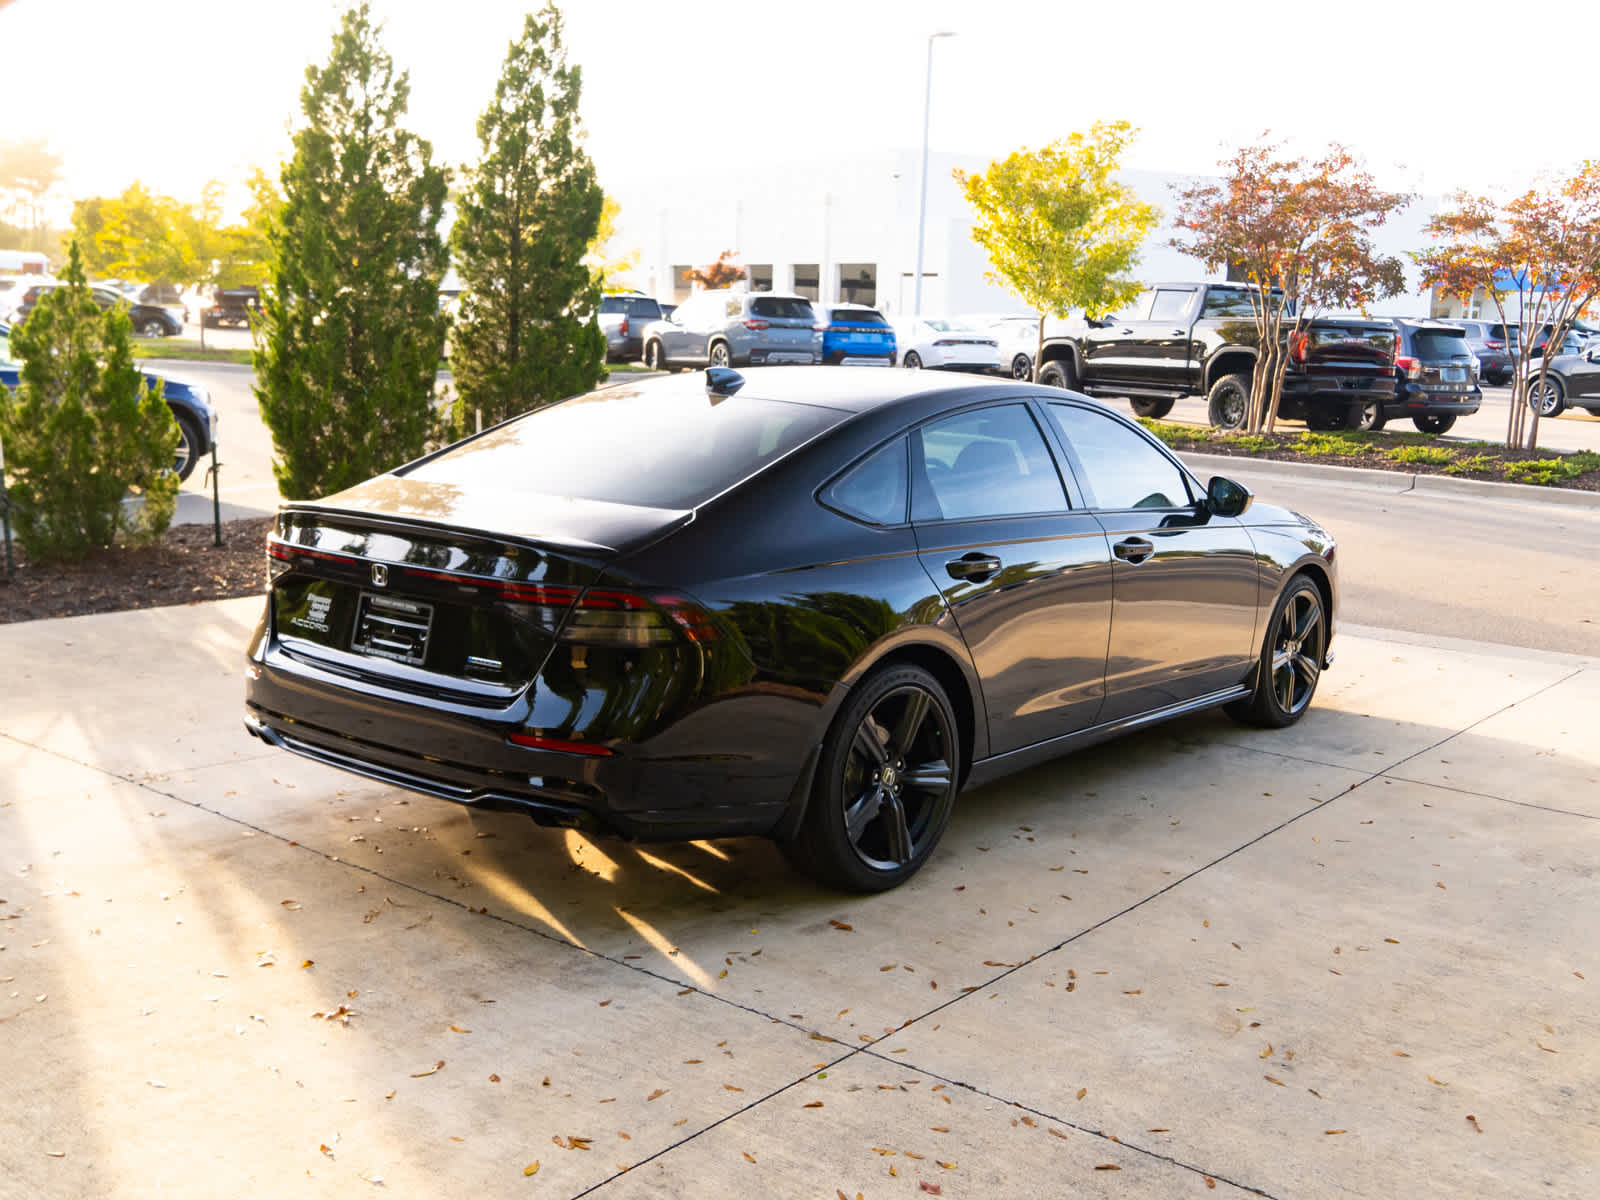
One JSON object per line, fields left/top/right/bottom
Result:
{"left": 751, "top": 297, "right": 816, "bottom": 320}
{"left": 1412, "top": 332, "right": 1471, "bottom": 359}
{"left": 823, "top": 438, "right": 908, "bottom": 525}
{"left": 917, "top": 404, "right": 1066, "bottom": 521}
{"left": 1149, "top": 289, "right": 1193, "bottom": 322}
{"left": 829, "top": 309, "right": 887, "bottom": 326}
{"left": 1047, "top": 404, "right": 1192, "bottom": 510}
{"left": 600, "top": 297, "right": 627, "bottom": 313}
{"left": 1112, "top": 291, "right": 1153, "bottom": 322}
{"left": 1201, "top": 289, "right": 1259, "bottom": 318}
{"left": 403, "top": 377, "right": 844, "bottom": 511}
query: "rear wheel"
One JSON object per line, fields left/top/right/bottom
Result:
{"left": 1352, "top": 399, "right": 1387, "bottom": 431}
{"left": 172, "top": 411, "right": 206, "bottom": 483}
{"left": 1206, "top": 373, "right": 1249, "bottom": 431}
{"left": 903, "top": 351, "right": 922, "bottom": 370}
{"left": 137, "top": 318, "right": 167, "bottom": 338}
{"left": 782, "top": 665, "right": 960, "bottom": 892}
{"left": 1412, "top": 413, "right": 1457, "bottom": 434}
{"left": 1128, "top": 396, "right": 1176, "bottom": 420}
{"left": 1037, "top": 358, "right": 1076, "bottom": 390}
{"left": 1529, "top": 376, "right": 1566, "bottom": 417}
{"left": 643, "top": 340, "right": 664, "bottom": 371}
{"left": 1009, "top": 353, "right": 1032, "bottom": 380}
{"left": 1305, "top": 406, "right": 1350, "bottom": 431}
{"left": 1226, "top": 574, "right": 1326, "bottom": 729}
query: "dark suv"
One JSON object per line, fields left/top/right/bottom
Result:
{"left": 1445, "top": 318, "right": 1513, "bottom": 384}
{"left": 1358, "top": 320, "right": 1481, "bottom": 433}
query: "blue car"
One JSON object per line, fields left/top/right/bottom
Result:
{"left": 0, "top": 322, "right": 217, "bottom": 481}
{"left": 816, "top": 303, "right": 897, "bottom": 366}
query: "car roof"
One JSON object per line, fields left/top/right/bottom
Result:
{"left": 636, "top": 364, "right": 1033, "bottom": 415}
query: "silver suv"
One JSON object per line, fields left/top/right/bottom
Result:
{"left": 641, "top": 291, "right": 821, "bottom": 370}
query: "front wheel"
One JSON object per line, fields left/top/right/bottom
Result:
{"left": 1353, "top": 400, "right": 1388, "bottom": 431}
{"left": 137, "top": 318, "right": 167, "bottom": 338}
{"left": 1037, "top": 358, "right": 1076, "bottom": 390}
{"left": 708, "top": 341, "right": 731, "bottom": 368}
{"left": 1128, "top": 396, "right": 1176, "bottom": 420}
{"left": 643, "top": 340, "right": 664, "bottom": 371}
{"left": 1529, "top": 377, "right": 1566, "bottom": 417}
{"left": 903, "top": 351, "right": 922, "bottom": 370}
{"left": 1226, "top": 574, "right": 1326, "bottom": 729}
{"left": 1009, "top": 353, "right": 1032, "bottom": 380}
{"left": 1206, "top": 373, "right": 1249, "bottom": 431}
{"left": 172, "top": 411, "right": 206, "bottom": 482}
{"left": 1304, "top": 406, "right": 1350, "bottom": 431}
{"left": 1412, "top": 413, "right": 1457, "bottom": 434}
{"left": 782, "top": 665, "right": 961, "bottom": 892}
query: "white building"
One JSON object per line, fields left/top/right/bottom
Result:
{"left": 604, "top": 150, "right": 1450, "bottom": 319}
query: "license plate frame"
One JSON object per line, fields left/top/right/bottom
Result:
{"left": 1442, "top": 366, "right": 1466, "bottom": 383}
{"left": 351, "top": 592, "right": 435, "bottom": 666}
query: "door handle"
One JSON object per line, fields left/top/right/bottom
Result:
{"left": 1113, "top": 537, "right": 1155, "bottom": 564}
{"left": 1118, "top": 327, "right": 1134, "bottom": 335}
{"left": 946, "top": 553, "right": 1002, "bottom": 581}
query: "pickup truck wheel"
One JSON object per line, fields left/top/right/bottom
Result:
{"left": 1037, "top": 359, "right": 1076, "bottom": 390}
{"left": 1412, "top": 414, "right": 1457, "bottom": 434}
{"left": 1206, "top": 374, "right": 1249, "bottom": 431}
{"left": 1353, "top": 400, "right": 1387, "bottom": 431}
{"left": 1128, "top": 397, "right": 1175, "bottom": 420}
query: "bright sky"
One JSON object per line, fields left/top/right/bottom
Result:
{"left": 3, "top": 0, "right": 1592, "bottom": 219}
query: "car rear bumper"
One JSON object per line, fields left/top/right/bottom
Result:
{"left": 1391, "top": 383, "right": 1482, "bottom": 415}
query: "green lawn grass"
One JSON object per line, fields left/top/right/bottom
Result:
{"left": 132, "top": 340, "right": 253, "bottom": 366}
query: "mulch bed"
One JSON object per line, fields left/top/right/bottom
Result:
{"left": 0, "top": 517, "right": 272, "bottom": 625}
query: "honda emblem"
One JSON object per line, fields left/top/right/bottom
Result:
{"left": 371, "top": 563, "right": 388, "bottom": 587}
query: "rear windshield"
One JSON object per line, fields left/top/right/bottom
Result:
{"left": 600, "top": 296, "right": 660, "bottom": 317}
{"left": 751, "top": 297, "right": 815, "bottom": 320}
{"left": 830, "top": 309, "right": 887, "bottom": 326}
{"left": 401, "top": 376, "right": 844, "bottom": 510}
{"left": 1411, "top": 332, "right": 1471, "bottom": 359}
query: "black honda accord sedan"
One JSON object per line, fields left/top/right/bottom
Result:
{"left": 245, "top": 367, "right": 1336, "bottom": 891}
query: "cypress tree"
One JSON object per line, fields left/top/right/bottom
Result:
{"left": 0, "top": 241, "right": 177, "bottom": 562}
{"left": 255, "top": 3, "right": 449, "bottom": 500}
{"left": 449, "top": 4, "right": 605, "bottom": 432}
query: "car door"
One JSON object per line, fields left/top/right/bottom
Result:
{"left": 1565, "top": 346, "right": 1600, "bottom": 404}
{"left": 659, "top": 295, "right": 700, "bottom": 364}
{"left": 1042, "top": 400, "right": 1261, "bottom": 723}
{"left": 1079, "top": 290, "right": 1153, "bottom": 387}
{"left": 1139, "top": 287, "right": 1199, "bottom": 390}
{"left": 909, "top": 402, "right": 1114, "bottom": 754}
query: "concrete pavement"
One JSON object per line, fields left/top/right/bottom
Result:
{"left": 3, "top": 599, "right": 1597, "bottom": 1197}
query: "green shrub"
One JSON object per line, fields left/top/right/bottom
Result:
{"left": 0, "top": 244, "right": 178, "bottom": 563}
{"left": 1136, "top": 419, "right": 1190, "bottom": 448}
{"left": 1385, "top": 445, "right": 1455, "bottom": 466}
{"left": 1443, "top": 453, "right": 1500, "bottom": 475}
{"left": 1502, "top": 451, "right": 1600, "bottom": 485}
{"left": 1296, "top": 433, "right": 1368, "bottom": 458}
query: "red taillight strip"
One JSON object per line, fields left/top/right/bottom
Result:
{"left": 507, "top": 732, "right": 614, "bottom": 757}
{"left": 267, "top": 537, "right": 360, "bottom": 567}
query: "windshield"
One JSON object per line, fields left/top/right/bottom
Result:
{"left": 401, "top": 376, "right": 845, "bottom": 511}
{"left": 921, "top": 319, "right": 974, "bottom": 333}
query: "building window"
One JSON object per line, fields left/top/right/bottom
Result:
{"left": 793, "top": 263, "right": 819, "bottom": 301}
{"left": 838, "top": 263, "right": 876, "bottom": 306}
{"left": 671, "top": 265, "right": 694, "bottom": 302}
{"left": 748, "top": 264, "right": 773, "bottom": 292}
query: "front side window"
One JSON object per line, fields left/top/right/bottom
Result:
{"left": 1149, "top": 289, "right": 1194, "bottom": 323}
{"left": 822, "top": 438, "right": 908, "bottom": 525}
{"left": 916, "top": 404, "right": 1066, "bottom": 521}
{"left": 1047, "top": 404, "right": 1193, "bottom": 511}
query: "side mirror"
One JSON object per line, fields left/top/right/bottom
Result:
{"left": 1586, "top": 346, "right": 1600, "bottom": 363}
{"left": 1205, "top": 475, "right": 1253, "bottom": 518}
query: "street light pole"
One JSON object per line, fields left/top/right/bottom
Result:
{"left": 913, "top": 30, "right": 955, "bottom": 318}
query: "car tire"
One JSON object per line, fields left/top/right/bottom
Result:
{"left": 1411, "top": 414, "right": 1457, "bottom": 434}
{"left": 1529, "top": 376, "right": 1566, "bottom": 417}
{"left": 643, "top": 340, "right": 664, "bottom": 371}
{"left": 1304, "top": 406, "right": 1350, "bottom": 431}
{"left": 172, "top": 410, "right": 206, "bottom": 483}
{"left": 137, "top": 318, "right": 166, "bottom": 338}
{"left": 1353, "top": 400, "right": 1388, "bottom": 431}
{"left": 1225, "top": 573, "right": 1327, "bottom": 729}
{"left": 708, "top": 341, "right": 731, "bottom": 368}
{"left": 1037, "top": 358, "right": 1077, "bottom": 390}
{"left": 1009, "top": 353, "right": 1031, "bottom": 380}
{"left": 1206, "top": 373, "right": 1250, "bottom": 431}
{"left": 903, "top": 351, "right": 922, "bottom": 370}
{"left": 1128, "top": 397, "right": 1176, "bottom": 420}
{"left": 782, "top": 664, "right": 961, "bottom": 892}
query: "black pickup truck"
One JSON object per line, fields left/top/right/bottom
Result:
{"left": 1035, "top": 282, "right": 1398, "bottom": 430}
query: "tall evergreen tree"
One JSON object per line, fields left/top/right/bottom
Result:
{"left": 450, "top": 4, "right": 605, "bottom": 431}
{"left": 0, "top": 242, "right": 177, "bottom": 562}
{"left": 255, "top": 4, "right": 449, "bottom": 500}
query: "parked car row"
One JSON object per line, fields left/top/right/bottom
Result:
{"left": 2, "top": 280, "right": 184, "bottom": 337}
{"left": 0, "top": 320, "right": 218, "bottom": 480}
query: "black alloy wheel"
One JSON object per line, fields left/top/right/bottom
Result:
{"left": 1206, "top": 373, "right": 1249, "bottom": 431}
{"left": 1009, "top": 353, "right": 1032, "bottom": 380}
{"left": 1529, "top": 376, "right": 1566, "bottom": 417}
{"left": 784, "top": 665, "right": 960, "bottom": 892}
{"left": 172, "top": 412, "right": 205, "bottom": 482}
{"left": 903, "top": 351, "right": 923, "bottom": 370}
{"left": 1411, "top": 413, "right": 1457, "bottom": 434}
{"left": 708, "top": 341, "right": 731, "bottom": 368}
{"left": 1227, "top": 575, "right": 1326, "bottom": 728}
{"left": 1128, "top": 396, "right": 1176, "bottom": 420}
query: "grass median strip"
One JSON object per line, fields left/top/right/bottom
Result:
{"left": 1140, "top": 419, "right": 1600, "bottom": 490}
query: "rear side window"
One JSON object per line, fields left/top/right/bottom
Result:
{"left": 403, "top": 376, "right": 844, "bottom": 511}
{"left": 822, "top": 438, "right": 908, "bottom": 525}
{"left": 1149, "top": 289, "right": 1194, "bottom": 323}
{"left": 1201, "top": 290, "right": 1259, "bottom": 318}
{"left": 915, "top": 404, "right": 1066, "bottom": 521}
{"left": 751, "top": 297, "right": 816, "bottom": 320}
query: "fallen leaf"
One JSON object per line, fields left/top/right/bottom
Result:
{"left": 676, "top": 988, "right": 693, "bottom": 996}
{"left": 1048, "top": 1128, "right": 1068, "bottom": 1140}
{"left": 1076, "top": 1087, "right": 1087, "bottom": 1100}
{"left": 1436, "top": 881, "right": 1447, "bottom": 889}
{"left": 46, "top": 1151, "right": 66, "bottom": 1158}
{"left": 300, "top": 960, "right": 314, "bottom": 969}
{"left": 385, "top": 1090, "right": 396, "bottom": 1100}
{"left": 880, "top": 964, "right": 897, "bottom": 972}
{"left": 1147, "top": 1127, "right": 1170, "bottom": 1132}
{"left": 488, "top": 1074, "right": 500, "bottom": 1082}
{"left": 1094, "top": 1164, "right": 1121, "bottom": 1171}
{"left": 870, "top": 1147, "right": 895, "bottom": 1156}
{"left": 743, "top": 1151, "right": 757, "bottom": 1164}
{"left": 1466, "top": 1114, "right": 1483, "bottom": 1133}
{"left": 904, "top": 1151, "right": 926, "bottom": 1160}
{"left": 566, "top": 1136, "right": 592, "bottom": 1151}
{"left": 1392, "top": 1050, "right": 1411, "bottom": 1058}
{"left": 449, "top": 1025, "right": 470, "bottom": 1034}
{"left": 930, "top": 1126, "right": 949, "bottom": 1133}
{"left": 1261, "top": 1044, "right": 1274, "bottom": 1058}
{"left": 598, "top": 999, "right": 611, "bottom": 1007}
{"left": 804, "top": 1101, "right": 824, "bottom": 1108}
{"left": 919, "top": 1184, "right": 941, "bottom": 1196}
{"left": 1265, "top": 1076, "right": 1285, "bottom": 1087}
{"left": 1325, "top": 1129, "right": 1347, "bottom": 1136}
{"left": 1123, "top": 989, "right": 1142, "bottom": 996}
{"left": 410, "top": 1060, "right": 445, "bottom": 1078}
{"left": 1205, "top": 1177, "right": 1216, "bottom": 1189}
{"left": 1538, "top": 1042, "right": 1558, "bottom": 1053}
{"left": 938, "top": 1160, "right": 957, "bottom": 1169}
{"left": 320, "top": 1144, "right": 333, "bottom": 1157}
{"left": 723, "top": 1084, "right": 743, "bottom": 1092}
{"left": 828, "top": 920, "right": 853, "bottom": 931}
{"left": 523, "top": 1162, "right": 539, "bottom": 1176}
{"left": 647, "top": 1089, "right": 666, "bottom": 1101}
{"left": 618, "top": 1132, "right": 631, "bottom": 1140}
{"left": 1020, "top": 1116, "right": 1036, "bottom": 1127}
{"left": 1427, "top": 1075, "right": 1448, "bottom": 1086}
{"left": 1384, "top": 938, "right": 1399, "bottom": 944}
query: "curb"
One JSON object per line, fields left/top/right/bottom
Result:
{"left": 1179, "top": 451, "right": 1600, "bottom": 510}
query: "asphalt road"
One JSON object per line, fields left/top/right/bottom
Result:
{"left": 154, "top": 361, "right": 1600, "bottom": 658}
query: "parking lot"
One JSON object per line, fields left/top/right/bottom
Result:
{"left": 4, "top": 595, "right": 1597, "bottom": 1197}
